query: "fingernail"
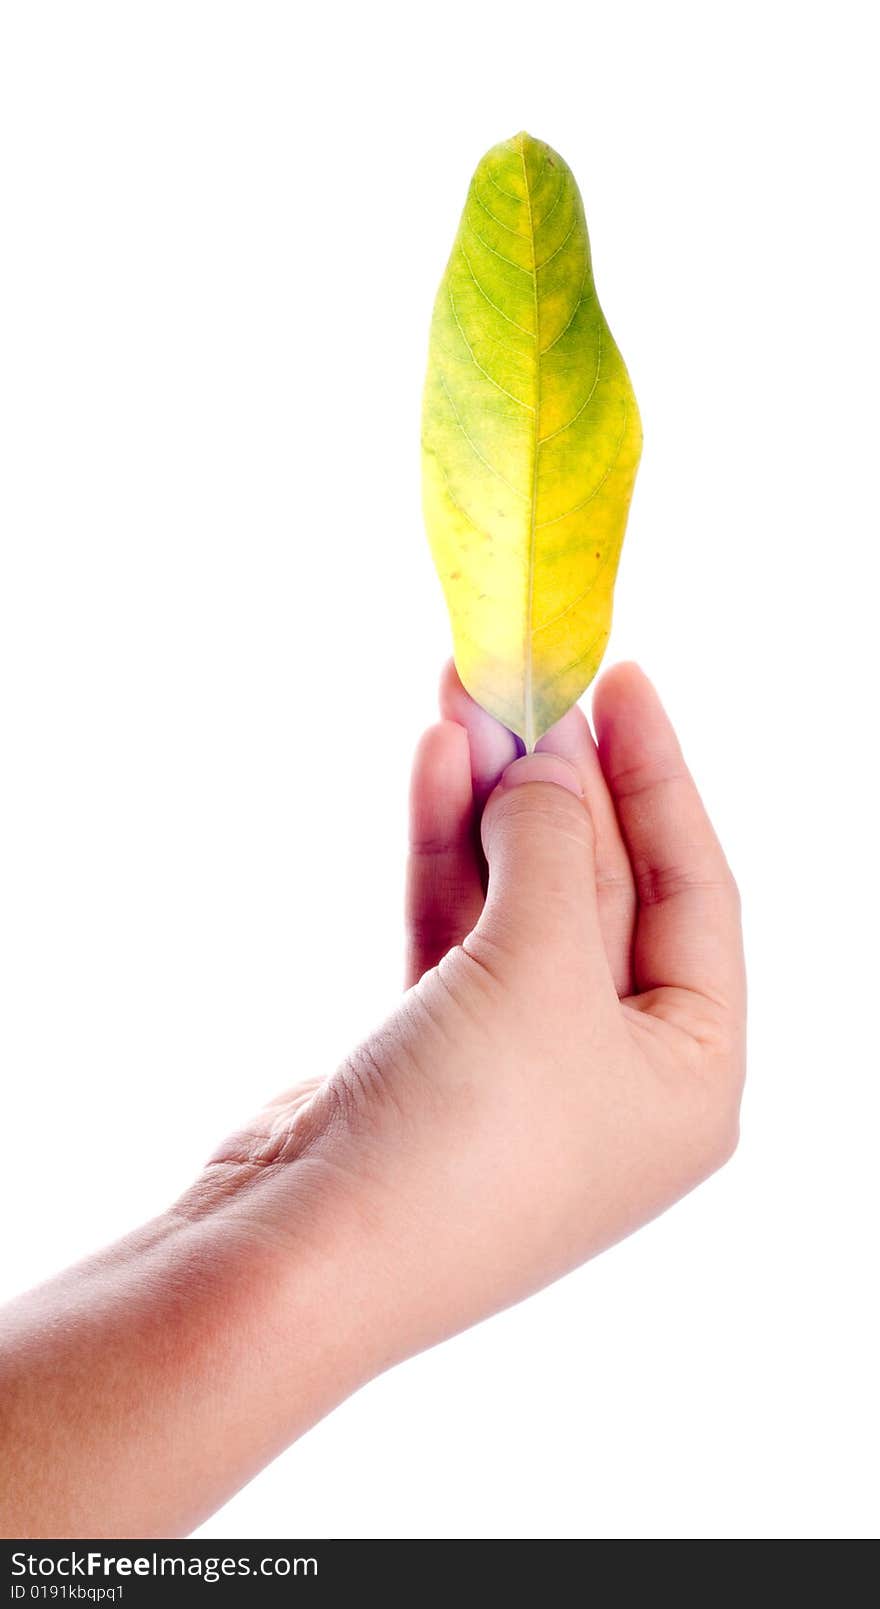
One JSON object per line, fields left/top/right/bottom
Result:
{"left": 500, "top": 753, "right": 583, "bottom": 797}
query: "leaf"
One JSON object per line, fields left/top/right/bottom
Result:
{"left": 421, "top": 131, "right": 642, "bottom": 749}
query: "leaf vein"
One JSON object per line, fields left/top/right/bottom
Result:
{"left": 537, "top": 330, "right": 603, "bottom": 444}
{"left": 534, "top": 172, "right": 565, "bottom": 230}
{"left": 432, "top": 459, "right": 500, "bottom": 546}
{"left": 459, "top": 247, "right": 535, "bottom": 338}
{"left": 447, "top": 286, "right": 535, "bottom": 411}
{"left": 539, "top": 267, "right": 592, "bottom": 355}
{"left": 467, "top": 219, "right": 533, "bottom": 276}
{"left": 438, "top": 372, "right": 529, "bottom": 502}
{"left": 520, "top": 136, "right": 541, "bottom": 752}
{"left": 532, "top": 541, "right": 618, "bottom": 636}
{"left": 535, "top": 216, "right": 577, "bottom": 271}
{"left": 535, "top": 401, "right": 629, "bottom": 528}
{"left": 472, "top": 186, "right": 531, "bottom": 241}
{"left": 552, "top": 621, "right": 609, "bottom": 683}
{"left": 485, "top": 166, "right": 521, "bottom": 202}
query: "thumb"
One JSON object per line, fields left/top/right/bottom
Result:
{"left": 473, "top": 753, "right": 607, "bottom": 976}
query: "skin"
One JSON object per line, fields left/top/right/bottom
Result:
{"left": 0, "top": 662, "right": 745, "bottom": 1538}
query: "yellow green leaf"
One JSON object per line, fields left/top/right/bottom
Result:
{"left": 421, "top": 131, "right": 642, "bottom": 749}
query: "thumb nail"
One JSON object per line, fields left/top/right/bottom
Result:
{"left": 500, "top": 753, "right": 583, "bottom": 797}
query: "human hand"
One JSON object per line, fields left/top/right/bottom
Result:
{"left": 0, "top": 661, "right": 745, "bottom": 1538}
{"left": 200, "top": 662, "right": 745, "bottom": 1374}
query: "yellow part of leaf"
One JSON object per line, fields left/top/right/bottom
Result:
{"left": 422, "top": 131, "right": 642, "bottom": 749}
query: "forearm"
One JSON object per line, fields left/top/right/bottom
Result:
{"left": 0, "top": 1158, "right": 375, "bottom": 1538}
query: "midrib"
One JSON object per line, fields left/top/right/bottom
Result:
{"left": 519, "top": 137, "right": 541, "bottom": 753}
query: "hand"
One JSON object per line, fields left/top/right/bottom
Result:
{"left": 199, "top": 661, "right": 745, "bottom": 1369}
{"left": 0, "top": 660, "right": 745, "bottom": 1537}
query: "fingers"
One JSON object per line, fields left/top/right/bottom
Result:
{"left": 406, "top": 670, "right": 526, "bottom": 986}
{"left": 592, "top": 664, "right": 744, "bottom": 1012}
{"left": 405, "top": 721, "right": 484, "bottom": 986}
{"left": 536, "top": 704, "right": 637, "bottom": 996}
{"left": 441, "top": 662, "right": 637, "bottom": 993}
{"left": 472, "top": 754, "right": 613, "bottom": 991}
{"left": 439, "top": 660, "right": 521, "bottom": 806}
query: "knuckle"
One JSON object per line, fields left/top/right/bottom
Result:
{"left": 705, "top": 1104, "right": 741, "bottom": 1172}
{"left": 697, "top": 1063, "right": 744, "bottom": 1175}
{"left": 495, "top": 783, "right": 594, "bottom": 842}
{"left": 608, "top": 758, "right": 689, "bottom": 804}
{"left": 332, "top": 1042, "right": 390, "bottom": 1128}
{"left": 632, "top": 860, "right": 733, "bottom": 909}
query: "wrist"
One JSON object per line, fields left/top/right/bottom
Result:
{"left": 0, "top": 1158, "right": 383, "bottom": 1537}
{"left": 169, "top": 1148, "right": 385, "bottom": 1425}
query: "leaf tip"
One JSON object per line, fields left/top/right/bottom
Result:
{"left": 510, "top": 129, "right": 542, "bottom": 155}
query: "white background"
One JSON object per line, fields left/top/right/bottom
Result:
{"left": 1, "top": 0, "right": 877, "bottom": 1542}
